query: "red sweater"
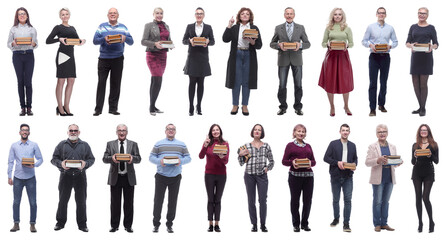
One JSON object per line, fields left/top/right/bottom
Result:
{"left": 199, "top": 141, "right": 229, "bottom": 175}
{"left": 282, "top": 142, "right": 316, "bottom": 173}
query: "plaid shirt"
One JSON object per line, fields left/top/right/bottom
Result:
{"left": 238, "top": 142, "right": 274, "bottom": 175}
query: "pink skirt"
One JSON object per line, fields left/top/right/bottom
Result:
{"left": 146, "top": 51, "right": 167, "bottom": 77}
{"left": 318, "top": 49, "right": 354, "bottom": 94}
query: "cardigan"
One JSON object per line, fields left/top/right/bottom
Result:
{"left": 365, "top": 141, "right": 398, "bottom": 184}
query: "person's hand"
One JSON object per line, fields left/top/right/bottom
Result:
{"left": 161, "top": 158, "right": 166, "bottom": 167}
{"left": 112, "top": 154, "right": 119, "bottom": 163}
{"left": 128, "top": 155, "right": 133, "bottom": 164}
{"left": 377, "top": 156, "right": 388, "bottom": 165}
{"left": 293, "top": 42, "right": 301, "bottom": 51}
{"left": 370, "top": 43, "right": 377, "bottom": 53}
{"left": 79, "top": 39, "right": 86, "bottom": 46}
{"left": 337, "top": 161, "right": 345, "bottom": 170}
{"left": 217, "top": 154, "right": 225, "bottom": 159}
{"left": 31, "top": 39, "right": 37, "bottom": 47}
{"left": 59, "top": 38, "right": 68, "bottom": 45}
{"left": 121, "top": 35, "right": 126, "bottom": 43}
{"left": 264, "top": 167, "right": 268, "bottom": 173}
{"left": 12, "top": 39, "right": 18, "bottom": 47}
{"left": 203, "top": 136, "right": 211, "bottom": 147}
{"left": 279, "top": 42, "right": 285, "bottom": 51}
{"left": 155, "top": 41, "right": 163, "bottom": 49}
{"left": 239, "top": 148, "right": 249, "bottom": 156}
{"left": 228, "top": 16, "right": 235, "bottom": 28}
{"left": 175, "top": 159, "right": 182, "bottom": 167}
{"left": 189, "top": 38, "right": 195, "bottom": 47}
{"left": 327, "top": 41, "right": 331, "bottom": 49}
{"left": 79, "top": 160, "right": 86, "bottom": 170}
{"left": 61, "top": 160, "right": 69, "bottom": 170}
{"left": 245, "top": 37, "right": 256, "bottom": 45}
{"left": 204, "top": 38, "right": 210, "bottom": 47}
{"left": 8, "top": 178, "right": 13, "bottom": 186}
{"left": 292, "top": 160, "right": 299, "bottom": 169}
{"left": 105, "top": 35, "right": 110, "bottom": 45}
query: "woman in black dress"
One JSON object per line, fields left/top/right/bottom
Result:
{"left": 46, "top": 8, "right": 85, "bottom": 116}
{"left": 411, "top": 124, "right": 439, "bottom": 233}
{"left": 406, "top": 7, "right": 438, "bottom": 116}
{"left": 182, "top": 7, "right": 215, "bottom": 116}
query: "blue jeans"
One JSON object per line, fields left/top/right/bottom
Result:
{"left": 233, "top": 50, "right": 250, "bottom": 106}
{"left": 372, "top": 182, "right": 393, "bottom": 226}
{"left": 330, "top": 177, "right": 353, "bottom": 224}
{"left": 278, "top": 65, "right": 303, "bottom": 110}
{"left": 13, "top": 176, "right": 37, "bottom": 224}
{"left": 368, "top": 53, "right": 390, "bottom": 110}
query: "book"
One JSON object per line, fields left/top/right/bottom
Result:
{"left": 116, "top": 154, "right": 131, "bottom": 161}
{"left": 66, "top": 160, "right": 82, "bottom": 168}
{"left": 343, "top": 162, "right": 356, "bottom": 170}
{"left": 213, "top": 144, "right": 228, "bottom": 155}
{"left": 415, "top": 149, "right": 431, "bottom": 157}
{"left": 16, "top": 37, "right": 32, "bottom": 45}
{"left": 413, "top": 43, "right": 430, "bottom": 52}
{"left": 239, "top": 145, "right": 251, "bottom": 163}
{"left": 283, "top": 42, "right": 297, "bottom": 50}
{"left": 193, "top": 37, "right": 207, "bottom": 46}
{"left": 22, "top": 158, "right": 34, "bottom": 165}
{"left": 243, "top": 29, "right": 258, "bottom": 38}
{"left": 386, "top": 155, "right": 402, "bottom": 165}
{"left": 330, "top": 41, "right": 346, "bottom": 50}
{"left": 163, "top": 156, "right": 179, "bottom": 165}
{"left": 375, "top": 44, "right": 388, "bottom": 52}
{"left": 65, "top": 38, "right": 81, "bottom": 45}
{"left": 160, "top": 41, "right": 175, "bottom": 48}
{"left": 294, "top": 158, "right": 311, "bottom": 168}
{"left": 108, "top": 34, "right": 122, "bottom": 44}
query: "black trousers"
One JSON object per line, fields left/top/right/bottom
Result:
{"left": 288, "top": 174, "right": 314, "bottom": 227}
{"left": 110, "top": 174, "right": 134, "bottom": 229}
{"left": 153, "top": 173, "right": 181, "bottom": 228}
{"left": 368, "top": 53, "right": 390, "bottom": 110}
{"left": 56, "top": 172, "right": 87, "bottom": 228}
{"left": 204, "top": 174, "right": 226, "bottom": 221}
{"left": 95, "top": 56, "right": 124, "bottom": 113}
{"left": 278, "top": 64, "right": 303, "bottom": 110}
{"left": 13, "top": 51, "right": 34, "bottom": 108}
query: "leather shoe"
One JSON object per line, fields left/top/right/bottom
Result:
{"left": 369, "top": 110, "right": 376, "bottom": 116}
{"left": 125, "top": 227, "right": 133, "bottom": 233}
{"left": 214, "top": 225, "right": 221, "bottom": 232}
{"left": 109, "top": 111, "right": 120, "bottom": 115}
{"left": 251, "top": 224, "right": 258, "bottom": 232}
{"left": 54, "top": 225, "right": 64, "bottom": 231}
{"left": 79, "top": 227, "right": 89, "bottom": 232}
{"left": 374, "top": 226, "right": 381, "bottom": 232}
{"left": 301, "top": 225, "right": 311, "bottom": 231}
{"left": 277, "top": 109, "right": 286, "bottom": 115}
{"left": 295, "top": 109, "right": 303, "bottom": 115}
{"left": 19, "top": 108, "right": 26, "bottom": 116}
{"left": 293, "top": 226, "right": 300, "bottom": 232}
{"left": 26, "top": 108, "right": 34, "bottom": 116}
{"left": 207, "top": 225, "right": 213, "bottom": 232}
{"left": 30, "top": 224, "right": 37, "bottom": 233}
{"left": 330, "top": 218, "right": 339, "bottom": 227}
{"left": 378, "top": 105, "right": 387, "bottom": 112}
{"left": 10, "top": 223, "right": 20, "bottom": 232}
{"left": 93, "top": 111, "right": 101, "bottom": 116}
{"left": 260, "top": 225, "right": 268, "bottom": 232}
{"left": 152, "top": 226, "right": 159, "bottom": 233}
{"left": 167, "top": 227, "right": 174, "bottom": 233}
{"left": 154, "top": 108, "right": 164, "bottom": 114}
{"left": 381, "top": 225, "right": 394, "bottom": 231}
{"left": 412, "top": 108, "right": 420, "bottom": 114}
{"left": 109, "top": 227, "right": 118, "bottom": 232}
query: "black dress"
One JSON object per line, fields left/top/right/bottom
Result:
{"left": 406, "top": 24, "right": 438, "bottom": 75}
{"left": 46, "top": 24, "right": 80, "bottom": 78}
{"left": 182, "top": 23, "right": 215, "bottom": 77}
{"left": 411, "top": 144, "right": 439, "bottom": 181}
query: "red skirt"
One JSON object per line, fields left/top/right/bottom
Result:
{"left": 318, "top": 49, "right": 354, "bottom": 94}
{"left": 146, "top": 51, "right": 167, "bottom": 77}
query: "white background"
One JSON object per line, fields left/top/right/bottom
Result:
{"left": 1, "top": 0, "right": 444, "bottom": 240}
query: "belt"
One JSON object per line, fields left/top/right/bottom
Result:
{"left": 14, "top": 50, "right": 33, "bottom": 55}
{"left": 382, "top": 165, "right": 391, "bottom": 168}
{"left": 118, "top": 173, "right": 128, "bottom": 176}
{"left": 237, "top": 47, "right": 249, "bottom": 50}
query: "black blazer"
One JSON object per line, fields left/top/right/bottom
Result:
{"left": 103, "top": 139, "right": 141, "bottom": 186}
{"left": 182, "top": 23, "right": 215, "bottom": 77}
{"left": 323, "top": 139, "right": 358, "bottom": 178}
{"left": 223, "top": 24, "right": 262, "bottom": 89}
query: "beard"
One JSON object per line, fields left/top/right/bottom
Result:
{"left": 69, "top": 135, "right": 79, "bottom": 141}
{"left": 21, "top": 135, "right": 28, "bottom": 141}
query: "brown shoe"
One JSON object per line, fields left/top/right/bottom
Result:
{"left": 374, "top": 226, "right": 381, "bottom": 232}
{"left": 381, "top": 225, "right": 394, "bottom": 231}
{"left": 30, "top": 224, "right": 37, "bottom": 233}
{"left": 10, "top": 223, "right": 20, "bottom": 232}
{"left": 369, "top": 110, "right": 376, "bottom": 116}
{"left": 378, "top": 106, "right": 387, "bottom": 112}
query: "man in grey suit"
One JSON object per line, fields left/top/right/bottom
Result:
{"left": 270, "top": 7, "right": 311, "bottom": 115}
{"left": 103, "top": 124, "right": 141, "bottom": 233}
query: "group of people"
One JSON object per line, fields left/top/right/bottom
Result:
{"left": 7, "top": 6, "right": 438, "bottom": 116}
{"left": 8, "top": 122, "right": 439, "bottom": 234}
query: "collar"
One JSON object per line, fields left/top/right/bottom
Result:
{"left": 376, "top": 21, "right": 386, "bottom": 28}
{"left": 108, "top": 21, "right": 120, "bottom": 27}
{"left": 18, "top": 23, "right": 28, "bottom": 28}
{"left": 240, "top": 22, "right": 250, "bottom": 28}
{"left": 166, "top": 137, "right": 175, "bottom": 141}
{"left": 286, "top": 21, "right": 294, "bottom": 27}
{"left": 293, "top": 140, "right": 306, "bottom": 147}
{"left": 19, "top": 140, "right": 29, "bottom": 145}
{"left": 195, "top": 22, "right": 204, "bottom": 27}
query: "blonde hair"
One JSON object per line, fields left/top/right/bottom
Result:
{"left": 419, "top": 7, "right": 429, "bottom": 15}
{"left": 59, "top": 7, "right": 70, "bottom": 16}
{"left": 153, "top": 7, "right": 163, "bottom": 15}
{"left": 327, "top": 8, "right": 347, "bottom": 31}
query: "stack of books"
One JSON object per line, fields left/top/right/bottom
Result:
{"left": 66, "top": 160, "right": 82, "bottom": 168}
{"left": 213, "top": 144, "right": 228, "bottom": 155}
{"left": 283, "top": 42, "right": 297, "bottom": 50}
{"left": 16, "top": 37, "right": 32, "bottom": 45}
{"left": 22, "top": 158, "right": 34, "bottom": 165}
{"left": 386, "top": 155, "right": 403, "bottom": 165}
{"left": 163, "top": 156, "right": 179, "bottom": 165}
{"left": 343, "top": 162, "right": 356, "bottom": 170}
{"left": 242, "top": 29, "right": 258, "bottom": 38}
{"left": 413, "top": 43, "right": 430, "bottom": 52}
{"left": 66, "top": 38, "right": 81, "bottom": 45}
{"left": 294, "top": 158, "right": 311, "bottom": 168}
{"left": 160, "top": 41, "right": 175, "bottom": 48}
{"left": 193, "top": 37, "right": 207, "bottom": 46}
{"left": 330, "top": 41, "right": 346, "bottom": 50}
{"left": 375, "top": 44, "right": 388, "bottom": 52}
{"left": 108, "top": 34, "right": 122, "bottom": 44}
{"left": 116, "top": 154, "right": 131, "bottom": 161}
{"left": 415, "top": 149, "right": 431, "bottom": 157}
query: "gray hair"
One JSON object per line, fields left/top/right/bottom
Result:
{"left": 376, "top": 124, "right": 388, "bottom": 132}
{"left": 116, "top": 124, "right": 127, "bottom": 131}
{"left": 59, "top": 7, "right": 70, "bottom": 16}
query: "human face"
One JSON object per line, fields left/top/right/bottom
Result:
{"left": 211, "top": 126, "right": 221, "bottom": 138}
{"left": 195, "top": 9, "right": 204, "bottom": 23}
{"left": 376, "top": 9, "right": 386, "bottom": 21}
{"left": 18, "top": 10, "right": 28, "bottom": 24}
{"left": 294, "top": 127, "right": 306, "bottom": 142}
{"left": 339, "top": 127, "right": 350, "bottom": 140}
{"left": 420, "top": 126, "right": 429, "bottom": 138}
{"left": 284, "top": 9, "right": 295, "bottom": 23}
{"left": 240, "top": 10, "right": 250, "bottom": 24}
{"left": 67, "top": 125, "right": 80, "bottom": 142}
{"left": 165, "top": 125, "right": 176, "bottom": 139}
{"left": 116, "top": 126, "right": 128, "bottom": 141}
{"left": 60, "top": 10, "right": 70, "bottom": 23}
{"left": 333, "top": 10, "right": 343, "bottom": 23}
{"left": 253, "top": 125, "right": 262, "bottom": 139}
{"left": 376, "top": 128, "right": 388, "bottom": 142}
{"left": 154, "top": 9, "right": 163, "bottom": 22}
{"left": 418, "top": 9, "right": 428, "bottom": 22}
{"left": 20, "top": 126, "right": 30, "bottom": 140}
{"left": 108, "top": 8, "right": 119, "bottom": 24}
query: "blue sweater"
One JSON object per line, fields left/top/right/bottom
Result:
{"left": 149, "top": 138, "right": 191, "bottom": 177}
{"left": 93, "top": 22, "right": 133, "bottom": 59}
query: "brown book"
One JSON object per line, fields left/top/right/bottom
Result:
{"left": 375, "top": 44, "right": 388, "bottom": 52}
{"left": 16, "top": 37, "right": 32, "bottom": 45}
{"left": 283, "top": 42, "right": 297, "bottom": 50}
{"left": 116, "top": 154, "right": 131, "bottom": 161}
{"left": 239, "top": 145, "right": 251, "bottom": 163}
{"left": 66, "top": 38, "right": 81, "bottom": 45}
{"left": 108, "top": 34, "right": 122, "bottom": 44}
{"left": 413, "top": 43, "right": 430, "bottom": 52}
{"left": 22, "top": 158, "right": 34, "bottom": 165}
{"left": 294, "top": 158, "right": 311, "bottom": 168}
{"left": 193, "top": 37, "right": 207, "bottom": 46}
{"left": 213, "top": 144, "right": 228, "bottom": 155}
{"left": 415, "top": 149, "right": 431, "bottom": 157}
{"left": 343, "top": 162, "right": 356, "bottom": 170}
{"left": 163, "top": 156, "right": 180, "bottom": 165}
{"left": 386, "top": 155, "right": 402, "bottom": 165}
{"left": 66, "top": 160, "right": 82, "bottom": 168}
{"left": 330, "top": 41, "right": 346, "bottom": 50}
{"left": 243, "top": 29, "right": 258, "bottom": 38}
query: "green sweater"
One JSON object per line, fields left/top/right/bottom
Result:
{"left": 321, "top": 24, "right": 353, "bottom": 48}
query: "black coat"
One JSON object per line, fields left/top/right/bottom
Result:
{"left": 182, "top": 23, "right": 215, "bottom": 77}
{"left": 223, "top": 24, "right": 262, "bottom": 89}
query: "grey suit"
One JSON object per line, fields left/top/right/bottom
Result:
{"left": 270, "top": 22, "right": 310, "bottom": 111}
{"left": 141, "top": 20, "right": 171, "bottom": 52}
{"left": 103, "top": 139, "right": 141, "bottom": 229}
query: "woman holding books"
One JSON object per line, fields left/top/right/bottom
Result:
{"left": 406, "top": 7, "right": 438, "bottom": 116}
{"left": 182, "top": 7, "right": 215, "bottom": 116}
{"left": 318, "top": 8, "right": 354, "bottom": 116}
{"left": 281, "top": 124, "right": 316, "bottom": 232}
{"left": 411, "top": 124, "right": 438, "bottom": 233}
{"left": 46, "top": 8, "right": 85, "bottom": 116}
{"left": 238, "top": 124, "right": 274, "bottom": 232}
{"left": 199, "top": 124, "right": 229, "bottom": 232}
{"left": 141, "top": 7, "right": 172, "bottom": 116}
{"left": 7, "top": 7, "right": 38, "bottom": 116}
{"left": 223, "top": 7, "right": 262, "bottom": 116}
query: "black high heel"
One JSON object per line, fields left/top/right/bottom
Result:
{"left": 429, "top": 221, "right": 435, "bottom": 233}
{"left": 56, "top": 106, "right": 67, "bottom": 116}
{"left": 418, "top": 223, "right": 423, "bottom": 233}
{"left": 196, "top": 105, "right": 202, "bottom": 115}
{"left": 63, "top": 106, "right": 73, "bottom": 116}
{"left": 230, "top": 106, "right": 239, "bottom": 115}
{"left": 189, "top": 105, "right": 194, "bottom": 116}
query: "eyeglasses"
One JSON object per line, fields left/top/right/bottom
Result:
{"left": 377, "top": 12, "right": 386, "bottom": 15}
{"left": 18, "top": 13, "right": 27, "bottom": 16}
{"left": 195, "top": 13, "right": 204, "bottom": 16}
{"left": 20, "top": 129, "right": 29, "bottom": 132}
{"left": 117, "top": 130, "right": 127, "bottom": 133}
{"left": 166, "top": 128, "right": 176, "bottom": 131}
{"left": 377, "top": 131, "right": 388, "bottom": 134}
{"left": 69, "top": 129, "right": 79, "bottom": 133}
{"left": 418, "top": 12, "right": 428, "bottom": 15}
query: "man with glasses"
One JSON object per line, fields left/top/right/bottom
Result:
{"left": 362, "top": 7, "right": 398, "bottom": 116}
{"left": 149, "top": 123, "right": 191, "bottom": 233}
{"left": 51, "top": 124, "right": 95, "bottom": 232}
{"left": 103, "top": 124, "right": 141, "bottom": 233}
{"left": 8, "top": 124, "right": 43, "bottom": 232}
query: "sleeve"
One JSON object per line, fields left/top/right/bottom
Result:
{"left": 7, "top": 145, "right": 15, "bottom": 179}
{"left": 390, "top": 26, "right": 398, "bottom": 49}
{"left": 346, "top": 27, "right": 354, "bottom": 48}
{"left": 321, "top": 28, "right": 329, "bottom": 48}
{"left": 281, "top": 143, "right": 293, "bottom": 166}
{"left": 266, "top": 144, "right": 274, "bottom": 171}
{"left": 33, "top": 143, "right": 44, "bottom": 167}
{"left": 220, "top": 142, "right": 230, "bottom": 165}
{"left": 352, "top": 143, "right": 358, "bottom": 165}
{"left": 83, "top": 143, "right": 95, "bottom": 169}
{"left": 308, "top": 144, "right": 316, "bottom": 167}
{"left": 406, "top": 25, "right": 414, "bottom": 44}
{"left": 254, "top": 26, "right": 262, "bottom": 50}
{"left": 46, "top": 25, "right": 60, "bottom": 44}
{"left": 199, "top": 145, "right": 207, "bottom": 159}
{"left": 103, "top": 142, "right": 113, "bottom": 164}
{"left": 93, "top": 24, "right": 105, "bottom": 45}
{"left": 207, "top": 25, "right": 215, "bottom": 46}
{"left": 300, "top": 25, "right": 311, "bottom": 50}
{"left": 123, "top": 25, "right": 134, "bottom": 45}
{"left": 149, "top": 144, "right": 162, "bottom": 165}
{"left": 411, "top": 143, "right": 417, "bottom": 165}
{"left": 431, "top": 26, "right": 438, "bottom": 46}
{"left": 237, "top": 144, "right": 246, "bottom": 166}
{"left": 365, "top": 144, "right": 378, "bottom": 167}
{"left": 323, "top": 142, "right": 338, "bottom": 165}
{"left": 72, "top": 26, "right": 80, "bottom": 39}
{"left": 7, "top": 27, "right": 15, "bottom": 50}
{"left": 51, "top": 142, "right": 64, "bottom": 170}
{"left": 180, "top": 144, "right": 192, "bottom": 165}
{"left": 361, "top": 25, "right": 372, "bottom": 48}
{"left": 431, "top": 146, "right": 439, "bottom": 164}
{"left": 182, "top": 25, "right": 190, "bottom": 45}
{"left": 131, "top": 142, "right": 141, "bottom": 164}
{"left": 222, "top": 27, "right": 233, "bottom": 43}
{"left": 270, "top": 26, "right": 280, "bottom": 50}
{"left": 141, "top": 23, "right": 155, "bottom": 49}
